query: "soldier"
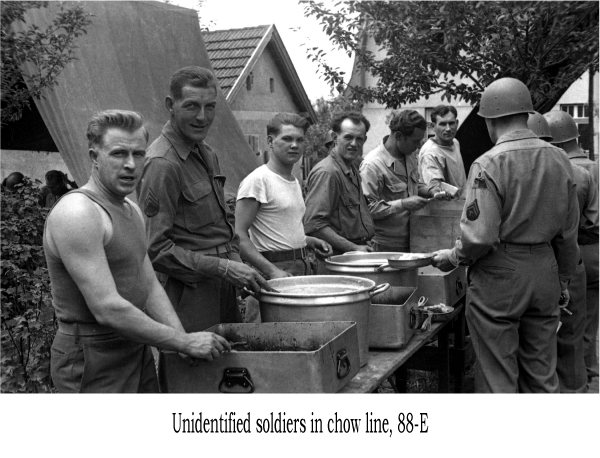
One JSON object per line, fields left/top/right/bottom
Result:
{"left": 44, "top": 110, "right": 230, "bottom": 392}
{"left": 529, "top": 111, "right": 595, "bottom": 392}
{"left": 303, "top": 111, "right": 375, "bottom": 256}
{"left": 418, "top": 104, "right": 467, "bottom": 197}
{"left": 137, "top": 67, "right": 272, "bottom": 335}
{"left": 360, "top": 110, "right": 442, "bottom": 252}
{"left": 432, "top": 78, "right": 580, "bottom": 393}
{"left": 545, "top": 110, "right": 599, "bottom": 387}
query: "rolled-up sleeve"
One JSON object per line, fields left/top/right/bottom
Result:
{"left": 419, "top": 151, "right": 446, "bottom": 188}
{"left": 303, "top": 169, "right": 338, "bottom": 235}
{"left": 139, "top": 157, "right": 220, "bottom": 283}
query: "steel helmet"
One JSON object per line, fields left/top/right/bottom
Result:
{"left": 543, "top": 110, "right": 579, "bottom": 143}
{"left": 527, "top": 112, "right": 553, "bottom": 141}
{"left": 478, "top": 77, "right": 534, "bottom": 118}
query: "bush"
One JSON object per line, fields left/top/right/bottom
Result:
{"left": 1, "top": 177, "right": 56, "bottom": 392}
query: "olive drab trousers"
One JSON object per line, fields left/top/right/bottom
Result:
{"left": 556, "top": 260, "right": 588, "bottom": 392}
{"left": 581, "top": 243, "right": 599, "bottom": 379}
{"left": 51, "top": 331, "right": 159, "bottom": 393}
{"left": 466, "top": 243, "right": 561, "bottom": 393}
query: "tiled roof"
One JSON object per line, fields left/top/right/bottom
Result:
{"left": 203, "top": 25, "right": 270, "bottom": 97}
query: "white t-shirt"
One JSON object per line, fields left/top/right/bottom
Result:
{"left": 236, "top": 165, "right": 306, "bottom": 252}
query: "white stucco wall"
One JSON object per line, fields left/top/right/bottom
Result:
{"left": 351, "top": 35, "right": 474, "bottom": 154}
{"left": 550, "top": 71, "right": 599, "bottom": 157}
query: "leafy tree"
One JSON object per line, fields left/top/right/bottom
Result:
{"left": 1, "top": 1, "right": 92, "bottom": 125}
{"left": 1, "top": 178, "right": 55, "bottom": 393}
{"left": 302, "top": 1, "right": 599, "bottom": 111}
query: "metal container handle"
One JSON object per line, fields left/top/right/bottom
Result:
{"left": 336, "top": 349, "right": 351, "bottom": 379}
{"left": 375, "top": 262, "right": 389, "bottom": 272}
{"left": 218, "top": 367, "right": 255, "bottom": 393}
{"left": 409, "top": 308, "right": 418, "bottom": 329}
{"left": 369, "top": 283, "right": 391, "bottom": 297}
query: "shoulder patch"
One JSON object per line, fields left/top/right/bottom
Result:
{"left": 466, "top": 199, "right": 480, "bottom": 221}
{"left": 144, "top": 188, "right": 159, "bottom": 218}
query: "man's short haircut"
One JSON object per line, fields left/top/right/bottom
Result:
{"left": 170, "top": 66, "right": 217, "bottom": 100}
{"left": 267, "top": 112, "right": 310, "bottom": 136}
{"left": 330, "top": 111, "right": 370, "bottom": 134}
{"left": 86, "top": 110, "right": 149, "bottom": 149}
{"left": 430, "top": 105, "right": 458, "bottom": 124}
{"left": 389, "top": 110, "right": 427, "bottom": 137}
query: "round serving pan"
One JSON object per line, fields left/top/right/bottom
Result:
{"left": 384, "top": 253, "right": 433, "bottom": 270}
{"left": 259, "top": 275, "right": 389, "bottom": 367}
{"left": 324, "top": 252, "right": 418, "bottom": 287}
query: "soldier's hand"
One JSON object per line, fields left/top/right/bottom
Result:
{"left": 225, "top": 260, "right": 274, "bottom": 293}
{"left": 431, "top": 249, "right": 456, "bottom": 272}
{"left": 402, "top": 196, "right": 429, "bottom": 212}
{"left": 559, "top": 289, "right": 570, "bottom": 308}
{"left": 267, "top": 267, "right": 293, "bottom": 280}
{"left": 182, "top": 331, "right": 231, "bottom": 361}
{"left": 306, "top": 236, "right": 332, "bottom": 258}
{"left": 350, "top": 244, "right": 374, "bottom": 253}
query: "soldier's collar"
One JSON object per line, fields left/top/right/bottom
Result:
{"left": 331, "top": 150, "right": 356, "bottom": 176}
{"left": 495, "top": 129, "right": 538, "bottom": 145}
{"left": 161, "top": 121, "right": 204, "bottom": 161}
{"left": 379, "top": 143, "right": 397, "bottom": 167}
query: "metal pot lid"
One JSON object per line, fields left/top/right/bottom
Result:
{"left": 260, "top": 275, "right": 376, "bottom": 297}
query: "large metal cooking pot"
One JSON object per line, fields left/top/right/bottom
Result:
{"left": 324, "top": 252, "right": 418, "bottom": 287}
{"left": 258, "top": 275, "right": 390, "bottom": 367}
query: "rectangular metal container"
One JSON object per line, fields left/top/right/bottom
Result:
{"left": 417, "top": 265, "right": 467, "bottom": 307}
{"left": 158, "top": 321, "right": 360, "bottom": 393}
{"left": 369, "top": 286, "right": 419, "bottom": 349}
{"left": 410, "top": 199, "right": 465, "bottom": 253}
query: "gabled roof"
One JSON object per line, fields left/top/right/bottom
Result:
{"left": 203, "top": 25, "right": 317, "bottom": 123}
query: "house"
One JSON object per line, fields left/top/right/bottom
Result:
{"left": 203, "top": 25, "right": 317, "bottom": 178}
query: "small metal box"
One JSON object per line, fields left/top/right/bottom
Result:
{"left": 369, "top": 286, "right": 420, "bottom": 349}
{"left": 417, "top": 265, "right": 467, "bottom": 307}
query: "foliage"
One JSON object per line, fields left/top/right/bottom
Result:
{"left": 305, "top": 94, "right": 363, "bottom": 165}
{"left": 1, "top": 1, "right": 92, "bottom": 125}
{"left": 1, "top": 178, "right": 56, "bottom": 393}
{"left": 302, "top": 1, "right": 599, "bottom": 110}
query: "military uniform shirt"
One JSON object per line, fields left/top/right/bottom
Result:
{"left": 137, "top": 121, "right": 241, "bottom": 284}
{"left": 569, "top": 160, "right": 599, "bottom": 245}
{"left": 360, "top": 142, "right": 433, "bottom": 247}
{"left": 569, "top": 149, "right": 599, "bottom": 186}
{"left": 449, "top": 129, "right": 580, "bottom": 287}
{"left": 303, "top": 152, "right": 374, "bottom": 244}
